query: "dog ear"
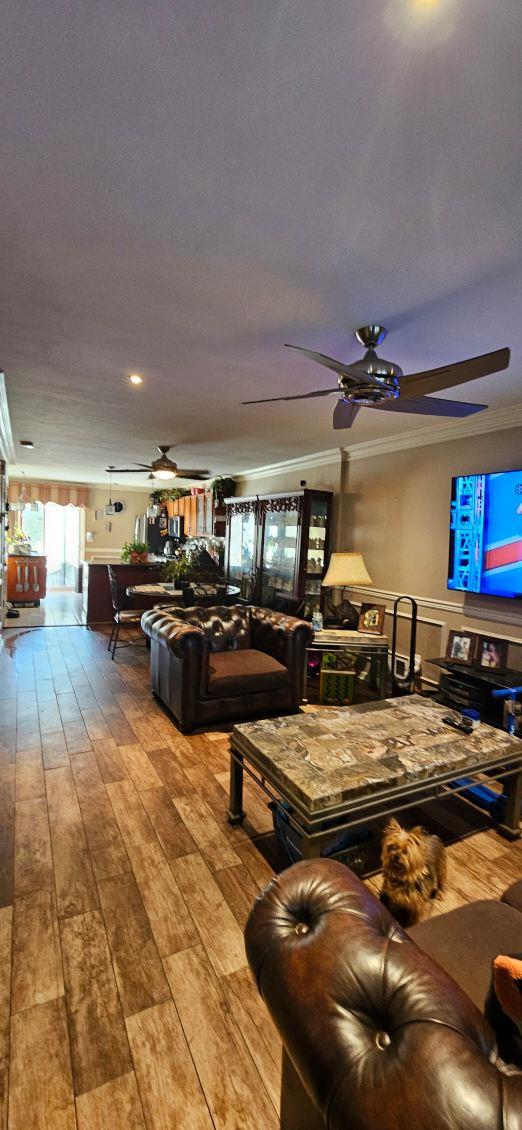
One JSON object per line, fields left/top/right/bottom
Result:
{"left": 410, "top": 825, "right": 426, "bottom": 841}
{"left": 384, "top": 817, "right": 402, "bottom": 837}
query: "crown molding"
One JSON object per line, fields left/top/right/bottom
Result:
{"left": 233, "top": 403, "right": 522, "bottom": 482}
{"left": 0, "top": 372, "right": 15, "bottom": 463}
{"left": 234, "top": 448, "right": 341, "bottom": 482}
{"left": 343, "top": 403, "right": 522, "bottom": 462}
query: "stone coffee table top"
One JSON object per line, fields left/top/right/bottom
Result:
{"left": 232, "top": 695, "right": 521, "bottom": 814}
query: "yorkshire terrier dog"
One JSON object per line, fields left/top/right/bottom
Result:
{"left": 380, "top": 817, "right": 446, "bottom": 926}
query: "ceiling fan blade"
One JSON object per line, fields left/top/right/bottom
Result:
{"left": 105, "top": 467, "right": 152, "bottom": 473}
{"left": 401, "top": 347, "right": 510, "bottom": 399}
{"left": 285, "top": 344, "right": 381, "bottom": 385}
{"left": 374, "top": 396, "right": 488, "bottom": 418}
{"left": 242, "top": 388, "right": 339, "bottom": 404}
{"left": 333, "top": 400, "right": 360, "bottom": 430}
{"left": 132, "top": 462, "right": 155, "bottom": 469}
{"left": 174, "top": 469, "right": 210, "bottom": 479}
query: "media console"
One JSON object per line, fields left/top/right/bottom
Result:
{"left": 429, "top": 657, "right": 522, "bottom": 727}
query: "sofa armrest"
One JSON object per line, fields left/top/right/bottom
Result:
{"left": 141, "top": 608, "right": 206, "bottom": 659}
{"left": 249, "top": 607, "right": 313, "bottom": 699}
{"left": 245, "top": 859, "right": 522, "bottom": 1130}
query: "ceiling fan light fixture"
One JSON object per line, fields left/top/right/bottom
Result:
{"left": 154, "top": 468, "right": 176, "bottom": 480}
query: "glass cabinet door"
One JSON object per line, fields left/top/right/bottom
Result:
{"left": 260, "top": 506, "right": 299, "bottom": 606}
{"left": 228, "top": 510, "right": 256, "bottom": 597}
{"left": 303, "top": 498, "right": 329, "bottom": 619}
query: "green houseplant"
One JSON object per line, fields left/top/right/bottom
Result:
{"left": 121, "top": 540, "right": 148, "bottom": 564}
{"left": 211, "top": 476, "right": 236, "bottom": 503}
{"left": 162, "top": 552, "right": 192, "bottom": 586}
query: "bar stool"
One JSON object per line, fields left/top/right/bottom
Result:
{"left": 107, "top": 565, "right": 147, "bottom": 660}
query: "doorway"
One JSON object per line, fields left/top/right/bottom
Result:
{"left": 8, "top": 502, "right": 84, "bottom": 627}
{"left": 21, "top": 502, "right": 81, "bottom": 589}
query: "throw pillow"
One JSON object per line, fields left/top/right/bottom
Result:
{"left": 485, "top": 953, "right": 522, "bottom": 1068}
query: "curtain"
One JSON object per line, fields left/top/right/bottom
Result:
{"left": 8, "top": 480, "right": 91, "bottom": 508}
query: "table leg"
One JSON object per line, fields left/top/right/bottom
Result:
{"left": 496, "top": 768, "right": 522, "bottom": 840}
{"left": 378, "top": 652, "right": 388, "bottom": 699}
{"left": 228, "top": 751, "right": 245, "bottom": 825}
{"left": 301, "top": 834, "right": 322, "bottom": 860}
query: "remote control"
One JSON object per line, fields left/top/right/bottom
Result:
{"left": 442, "top": 715, "right": 473, "bottom": 734}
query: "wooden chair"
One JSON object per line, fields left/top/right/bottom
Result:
{"left": 107, "top": 565, "right": 147, "bottom": 660}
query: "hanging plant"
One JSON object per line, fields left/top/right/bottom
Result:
{"left": 211, "top": 476, "right": 236, "bottom": 502}
{"left": 149, "top": 487, "right": 191, "bottom": 504}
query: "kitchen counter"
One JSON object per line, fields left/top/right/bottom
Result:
{"left": 81, "top": 560, "right": 164, "bottom": 624}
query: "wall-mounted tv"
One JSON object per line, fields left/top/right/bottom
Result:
{"left": 448, "top": 470, "right": 522, "bottom": 598}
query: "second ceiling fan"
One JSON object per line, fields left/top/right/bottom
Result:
{"left": 242, "top": 326, "right": 510, "bottom": 430}
{"left": 106, "top": 445, "right": 210, "bottom": 481}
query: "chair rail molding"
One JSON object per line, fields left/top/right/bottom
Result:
{"left": 0, "top": 372, "right": 15, "bottom": 463}
{"left": 350, "top": 584, "right": 522, "bottom": 638}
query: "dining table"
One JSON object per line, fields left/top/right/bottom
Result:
{"left": 126, "top": 582, "right": 241, "bottom": 603}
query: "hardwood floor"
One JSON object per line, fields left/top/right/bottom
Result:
{"left": 0, "top": 624, "right": 519, "bottom": 1129}
{"left": 3, "top": 589, "right": 84, "bottom": 629}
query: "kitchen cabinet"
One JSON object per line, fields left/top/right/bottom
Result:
{"left": 166, "top": 491, "right": 221, "bottom": 538}
{"left": 224, "top": 490, "right": 332, "bottom": 617}
{"left": 7, "top": 555, "right": 47, "bottom": 604}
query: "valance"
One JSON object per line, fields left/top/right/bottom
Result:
{"left": 8, "top": 480, "right": 91, "bottom": 508}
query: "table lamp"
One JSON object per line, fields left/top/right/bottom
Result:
{"left": 321, "top": 552, "right": 374, "bottom": 628}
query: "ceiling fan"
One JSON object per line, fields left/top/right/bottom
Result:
{"left": 242, "top": 326, "right": 510, "bottom": 430}
{"left": 106, "top": 445, "right": 210, "bottom": 481}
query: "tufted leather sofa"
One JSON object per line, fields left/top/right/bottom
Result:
{"left": 245, "top": 859, "right": 522, "bottom": 1130}
{"left": 141, "top": 604, "right": 313, "bottom": 731}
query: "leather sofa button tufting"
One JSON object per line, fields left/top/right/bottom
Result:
{"left": 294, "top": 922, "right": 310, "bottom": 936}
{"left": 375, "top": 1031, "right": 391, "bottom": 1051}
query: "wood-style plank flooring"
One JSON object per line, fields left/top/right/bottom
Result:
{"left": 3, "top": 590, "right": 83, "bottom": 629}
{"left": 0, "top": 625, "right": 520, "bottom": 1129}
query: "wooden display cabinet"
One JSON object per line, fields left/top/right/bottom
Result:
{"left": 224, "top": 489, "right": 332, "bottom": 617}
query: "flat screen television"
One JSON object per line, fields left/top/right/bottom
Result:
{"left": 448, "top": 470, "right": 522, "bottom": 598}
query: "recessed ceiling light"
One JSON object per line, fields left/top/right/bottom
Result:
{"left": 129, "top": 373, "right": 143, "bottom": 386}
{"left": 19, "top": 440, "right": 35, "bottom": 449}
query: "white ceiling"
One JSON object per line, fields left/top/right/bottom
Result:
{"left": 2, "top": 0, "right": 521, "bottom": 487}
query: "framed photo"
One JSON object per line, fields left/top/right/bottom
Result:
{"left": 445, "top": 630, "right": 477, "bottom": 666}
{"left": 475, "top": 635, "right": 508, "bottom": 673}
{"left": 358, "top": 602, "right": 386, "bottom": 635}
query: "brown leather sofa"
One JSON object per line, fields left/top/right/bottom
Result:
{"left": 141, "top": 604, "right": 313, "bottom": 731}
{"left": 245, "top": 859, "right": 522, "bottom": 1130}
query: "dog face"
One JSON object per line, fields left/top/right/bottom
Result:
{"left": 381, "top": 818, "right": 426, "bottom": 880}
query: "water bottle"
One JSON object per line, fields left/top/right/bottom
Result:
{"left": 312, "top": 608, "right": 323, "bottom": 632}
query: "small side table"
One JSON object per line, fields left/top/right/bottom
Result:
{"left": 307, "top": 629, "right": 388, "bottom": 704}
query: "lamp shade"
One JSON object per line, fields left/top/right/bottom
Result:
{"left": 321, "top": 552, "right": 374, "bottom": 588}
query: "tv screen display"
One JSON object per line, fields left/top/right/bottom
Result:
{"left": 448, "top": 470, "right": 522, "bottom": 598}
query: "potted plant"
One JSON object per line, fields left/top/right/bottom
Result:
{"left": 211, "top": 476, "right": 236, "bottom": 503}
{"left": 6, "top": 526, "right": 32, "bottom": 555}
{"left": 121, "top": 540, "right": 148, "bottom": 564}
{"left": 162, "top": 552, "right": 192, "bottom": 587}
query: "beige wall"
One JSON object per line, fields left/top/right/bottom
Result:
{"left": 83, "top": 487, "right": 151, "bottom": 560}
{"left": 236, "top": 428, "right": 522, "bottom": 678}
{"left": 342, "top": 425, "right": 522, "bottom": 676}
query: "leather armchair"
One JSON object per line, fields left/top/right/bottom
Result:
{"left": 245, "top": 859, "right": 522, "bottom": 1130}
{"left": 141, "top": 604, "right": 313, "bottom": 731}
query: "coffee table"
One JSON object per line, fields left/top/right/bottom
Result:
{"left": 228, "top": 695, "right": 522, "bottom": 857}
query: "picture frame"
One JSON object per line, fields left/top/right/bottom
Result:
{"left": 357, "top": 602, "right": 386, "bottom": 636}
{"left": 475, "top": 635, "right": 508, "bottom": 674}
{"left": 445, "top": 629, "right": 477, "bottom": 666}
